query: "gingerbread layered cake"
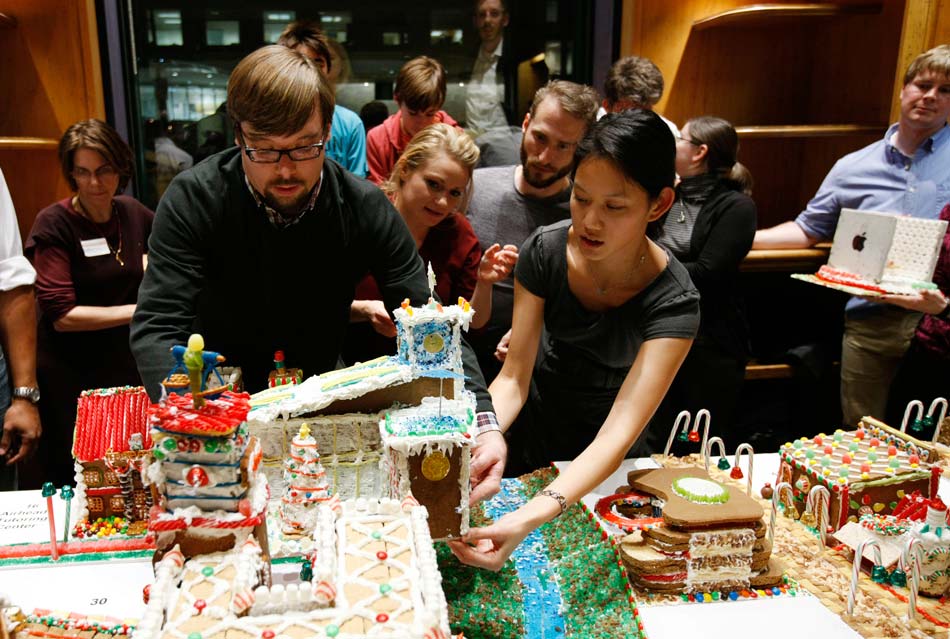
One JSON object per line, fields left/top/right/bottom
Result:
{"left": 620, "top": 467, "right": 782, "bottom": 594}
{"left": 777, "top": 418, "right": 941, "bottom": 534}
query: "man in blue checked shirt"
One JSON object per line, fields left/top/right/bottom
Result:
{"left": 753, "top": 45, "right": 950, "bottom": 426}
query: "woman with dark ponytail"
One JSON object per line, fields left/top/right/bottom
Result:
{"left": 650, "top": 116, "right": 757, "bottom": 450}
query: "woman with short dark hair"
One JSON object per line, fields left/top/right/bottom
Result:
{"left": 451, "top": 110, "right": 700, "bottom": 569}
{"left": 23, "top": 118, "right": 154, "bottom": 488}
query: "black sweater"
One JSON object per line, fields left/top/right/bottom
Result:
{"left": 130, "top": 147, "right": 492, "bottom": 411}
{"left": 663, "top": 184, "right": 757, "bottom": 359}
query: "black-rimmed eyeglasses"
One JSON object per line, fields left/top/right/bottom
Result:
{"left": 237, "top": 126, "right": 325, "bottom": 163}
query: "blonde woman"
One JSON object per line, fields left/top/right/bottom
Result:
{"left": 346, "top": 124, "right": 517, "bottom": 362}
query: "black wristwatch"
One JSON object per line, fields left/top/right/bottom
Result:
{"left": 12, "top": 386, "right": 40, "bottom": 404}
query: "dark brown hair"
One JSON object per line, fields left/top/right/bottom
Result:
{"left": 227, "top": 45, "right": 334, "bottom": 137}
{"left": 277, "top": 21, "right": 333, "bottom": 73}
{"left": 686, "top": 116, "right": 753, "bottom": 195}
{"left": 604, "top": 56, "right": 665, "bottom": 108}
{"left": 395, "top": 56, "right": 447, "bottom": 112}
{"left": 59, "top": 119, "right": 134, "bottom": 193}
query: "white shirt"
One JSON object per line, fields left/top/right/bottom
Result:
{"left": 0, "top": 167, "right": 36, "bottom": 291}
{"left": 466, "top": 38, "right": 509, "bottom": 134}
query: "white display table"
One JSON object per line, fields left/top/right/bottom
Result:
{"left": 5, "top": 453, "right": 945, "bottom": 636}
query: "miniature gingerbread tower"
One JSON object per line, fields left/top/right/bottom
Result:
{"left": 392, "top": 264, "right": 474, "bottom": 389}
{"left": 145, "top": 335, "right": 268, "bottom": 558}
{"left": 278, "top": 423, "right": 331, "bottom": 535}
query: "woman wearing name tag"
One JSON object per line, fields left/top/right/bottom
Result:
{"left": 23, "top": 119, "right": 154, "bottom": 488}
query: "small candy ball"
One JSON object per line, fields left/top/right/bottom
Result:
{"left": 238, "top": 499, "right": 253, "bottom": 517}
{"left": 833, "top": 430, "right": 844, "bottom": 442}
{"left": 823, "top": 445, "right": 834, "bottom": 456}
{"left": 841, "top": 453, "right": 852, "bottom": 465}
{"left": 860, "top": 462, "right": 871, "bottom": 474}
{"left": 813, "top": 436, "right": 823, "bottom": 446}
{"left": 868, "top": 450, "right": 878, "bottom": 462}
{"left": 887, "top": 445, "right": 897, "bottom": 457}
{"left": 855, "top": 429, "right": 866, "bottom": 440}
{"left": 760, "top": 483, "right": 774, "bottom": 500}
{"left": 909, "top": 454, "right": 920, "bottom": 466}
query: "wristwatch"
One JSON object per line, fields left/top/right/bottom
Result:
{"left": 12, "top": 386, "right": 40, "bottom": 404}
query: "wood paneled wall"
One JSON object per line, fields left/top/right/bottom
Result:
{"left": 0, "top": 0, "right": 104, "bottom": 240}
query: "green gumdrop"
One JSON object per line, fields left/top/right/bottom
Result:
{"left": 870, "top": 565, "right": 889, "bottom": 584}
{"left": 162, "top": 438, "right": 176, "bottom": 451}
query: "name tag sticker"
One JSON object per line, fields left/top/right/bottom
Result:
{"left": 80, "top": 238, "right": 110, "bottom": 257}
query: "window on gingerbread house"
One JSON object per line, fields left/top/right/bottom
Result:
{"left": 87, "top": 497, "right": 104, "bottom": 514}
{"left": 104, "top": 471, "right": 118, "bottom": 485}
{"left": 110, "top": 496, "right": 125, "bottom": 512}
{"left": 83, "top": 469, "right": 103, "bottom": 487}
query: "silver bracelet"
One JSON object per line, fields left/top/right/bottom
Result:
{"left": 539, "top": 489, "right": 567, "bottom": 515}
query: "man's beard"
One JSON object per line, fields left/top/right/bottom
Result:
{"left": 263, "top": 180, "right": 310, "bottom": 218}
{"left": 520, "top": 142, "right": 572, "bottom": 189}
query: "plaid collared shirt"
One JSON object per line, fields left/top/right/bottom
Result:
{"left": 243, "top": 170, "right": 323, "bottom": 229}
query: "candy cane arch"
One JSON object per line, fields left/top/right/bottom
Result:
{"left": 847, "top": 538, "right": 882, "bottom": 615}
{"left": 928, "top": 397, "right": 948, "bottom": 443}
{"left": 768, "top": 481, "right": 794, "bottom": 546}
{"left": 694, "top": 409, "right": 711, "bottom": 459}
{"left": 704, "top": 436, "right": 727, "bottom": 472}
{"left": 663, "top": 410, "right": 692, "bottom": 456}
{"left": 806, "top": 484, "right": 830, "bottom": 547}
{"left": 733, "top": 443, "right": 754, "bottom": 496}
{"left": 904, "top": 537, "right": 925, "bottom": 622}
{"left": 901, "top": 400, "right": 924, "bottom": 433}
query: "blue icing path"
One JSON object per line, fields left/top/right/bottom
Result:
{"left": 483, "top": 478, "right": 565, "bottom": 638}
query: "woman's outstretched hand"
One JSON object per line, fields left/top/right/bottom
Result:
{"left": 478, "top": 243, "right": 519, "bottom": 284}
{"left": 446, "top": 511, "right": 531, "bottom": 571}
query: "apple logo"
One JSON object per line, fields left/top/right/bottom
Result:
{"left": 852, "top": 232, "right": 867, "bottom": 252}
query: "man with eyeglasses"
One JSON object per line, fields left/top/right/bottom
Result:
{"left": 130, "top": 46, "right": 504, "bottom": 501}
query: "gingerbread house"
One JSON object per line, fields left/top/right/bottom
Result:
{"left": 247, "top": 296, "right": 477, "bottom": 540}
{"left": 71, "top": 387, "right": 152, "bottom": 529}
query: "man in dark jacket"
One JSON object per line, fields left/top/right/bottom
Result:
{"left": 130, "top": 45, "right": 503, "bottom": 501}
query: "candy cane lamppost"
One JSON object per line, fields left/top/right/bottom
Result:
{"left": 926, "top": 397, "right": 948, "bottom": 443}
{"left": 901, "top": 399, "right": 925, "bottom": 434}
{"left": 731, "top": 443, "right": 754, "bottom": 496}
{"left": 904, "top": 537, "right": 925, "bottom": 622}
{"left": 663, "top": 410, "right": 692, "bottom": 456}
{"left": 805, "top": 484, "right": 830, "bottom": 547}
{"left": 768, "top": 482, "right": 794, "bottom": 546}
{"left": 847, "top": 538, "right": 883, "bottom": 616}
{"left": 704, "top": 436, "right": 729, "bottom": 473}
{"left": 41, "top": 482, "right": 59, "bottom": 560}
{"left": 59, "top": 485, "right": 75, "bottom": 543}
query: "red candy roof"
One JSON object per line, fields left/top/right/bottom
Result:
{"left": 148, "top": 391, "right": 251, "bottom": 437}
{"left": 72, "top": 387, "right": 152, "bottom": 462}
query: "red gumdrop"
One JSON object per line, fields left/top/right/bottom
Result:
{"left": 869, "top": 438, "right": 880, "bottom": 447}
{"left": 730, "top": 467, "right": 744, "bottom": 480}
{"left": 823, "top": 445, "right": 834, "bottom": 456}
{"left": 860, "top": 462, "right": 871, "bottom": 473}
{"left": 376, "top": 613, "right": 389, "bottom": 624}
{"left": 813, "top": 436, "right": 823, "bottom": 446}
{"left": 376, "top": 551, "right": 388, "bottom": 561}
{"left": 238, "top": 499, "right": 253, "bottom": 517}
{"left": 862, "top": 494, "right": 872, "bottom": 506}
{"left": 841, "top": 453, "right": 852, "bottom": 465}
{"left": 186, "top": 466, "right": 209, "bottom": 488}
{"left": 888, "top": 445, "right": 898, "bottom": 457}
{"left": 688, "top": 431, "right": 700, "bottom": 443}
{"left": 855, "top": 429, "right": 865, "bottom": 440}
{"left": 909, "top": 454, "right": 920, "bottom": 465}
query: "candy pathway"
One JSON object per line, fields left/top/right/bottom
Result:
{"left": 482, "top": 478, "right": 566, "bottom": 638}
